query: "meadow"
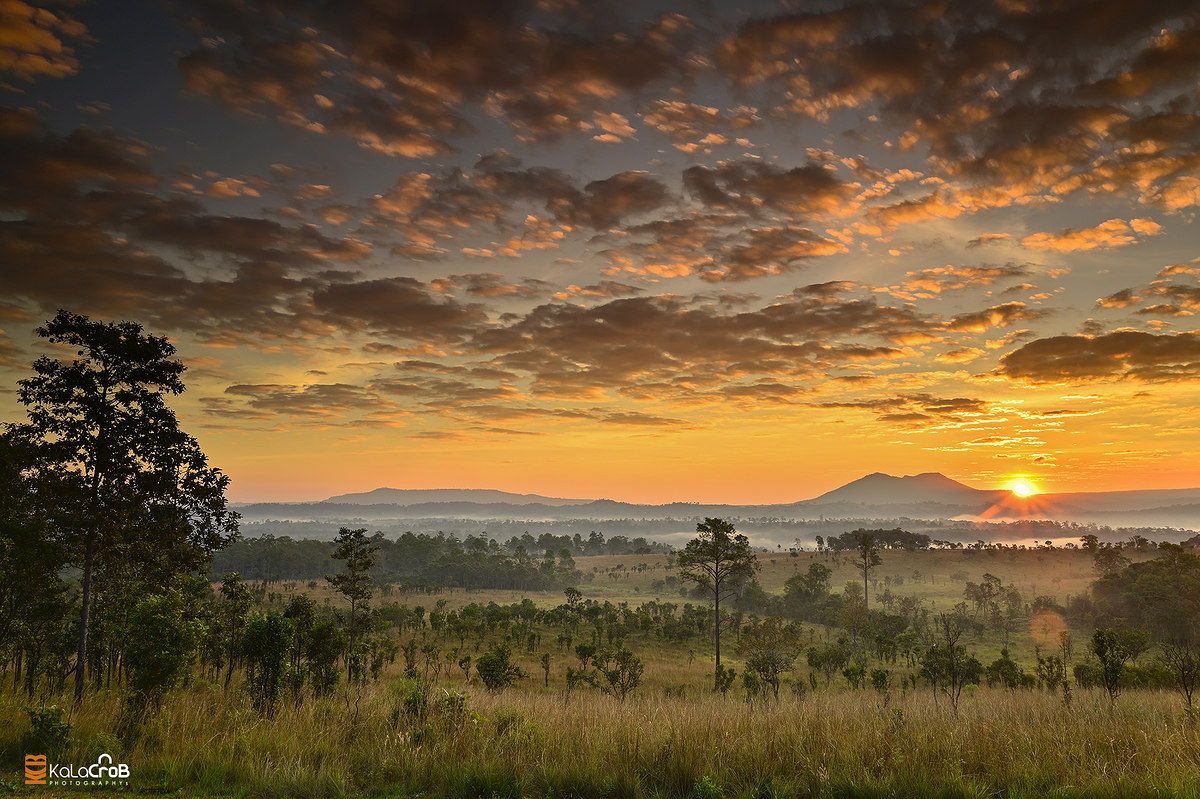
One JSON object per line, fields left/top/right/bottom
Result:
{"left": 4, "top": 546, "right": 1199, "bottom": 799}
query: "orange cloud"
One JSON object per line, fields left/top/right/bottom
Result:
{"left": 1021, "top": 218, "right": 1162, "bottom": 252}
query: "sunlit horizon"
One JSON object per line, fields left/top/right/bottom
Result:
{"left": 4, "top": 1, "right": 1200, "bottom": 506}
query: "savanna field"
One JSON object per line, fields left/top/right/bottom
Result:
{"left": 13, "top": 1, "right": 1200, "bottom": 796}
{"left": 5, "top": 544, "right": 1200, "bottom": 799}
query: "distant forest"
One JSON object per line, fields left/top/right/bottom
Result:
{"left": 237, "top": 516, "right": 1193, "bottom": 547}
{"left": 213, "top": 521, "right": 1198, "bottom": 593}
{"left": 211, "top": 529, "right": 670, "bottom": 590}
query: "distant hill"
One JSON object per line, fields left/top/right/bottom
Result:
{"left": 808, "top": 472, "right": 1005, "bottom": 507}
{"left": 322, "top": 488, "right": 594, "bottom": 506}
{"left": 222, "top": 474, "right": 1200, "bottom": 531}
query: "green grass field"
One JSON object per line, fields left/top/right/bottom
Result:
{"left": 4, "top": 546, "right": 1197, "bottom": 799}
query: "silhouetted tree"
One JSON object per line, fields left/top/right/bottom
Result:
{"left": 7, "top": 311, "right": 237, "bottom": 702}
{"left": 677, "top": 517, "right": 759, "bottom": 691}
{"left": 0, "top": 433, "right": 75, "bottom": 693}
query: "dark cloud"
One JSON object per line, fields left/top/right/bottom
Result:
{"left": 467, "top": 291, "right": 935, "bottom": 399}
{"left": 577, "top": 172, "right": 670, "bottom": 230}
{"left": 129, "top": 199, "right": 372, "bottom": 265}
{"left": 430, "top": 273, "right": 553, "bottom": 299}
{"left": 312, "top": 277, "right": 488, "bottom": 342}
{"left": 818, "top": 392, "right": 989, "bottom": 427}
{"left": 0, "top": 332, "right": 24, "bottom": 370}
{"left": 177, "top": 0, "right": 694, "bottom": 150}
{"left": 0, "top": 107, "right": 159, "bottom": 218}
{"left": 222, "top": 382, "right": 393, "bottom": 418}
{"left": 0, "top": 109, "right": 382, "bottom": 347}
{"left": 682, "top": 160, "right": 851, "bottom": 217}
{"left": 1093, "top": 276, "right": 1200, "bottom": 318}
{"left": 598, "top": 214, "right": 845, "bottom": 282}
{"left": 998, "top": 331, "right": 1200, "bottom": 383}
{"left": 367, "top": 161, "right": 671, "bottom": 259}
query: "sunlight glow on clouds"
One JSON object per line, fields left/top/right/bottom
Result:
{"left": 2, "top": 0, "right": 1200, "bottom": 501}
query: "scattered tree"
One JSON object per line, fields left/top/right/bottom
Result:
{"left": 920, "top": 612, "right": 983, "bottom": 714}
{"left": 737, "top": 616, "right": 804, "bottom": 700}
{"left": 1090, "top": 627, "right": 1148, "bottom": 703}
{"left": 676, "top": 517, "right": 759, "bottom": 691}
{"left": 1159, "top": 641, "right": 1200, "bottom": 709}
{"left": 327, "top": 527, "right": 378, "bottom": 681}
{"left": 595, "top": 647, "right": 644, "bottom": 701}
{"left": 242, "top": 612, "right": 295, "bottom": 714}
{"left": 851, "top": 531, "right": 882, "bottom": 612}
{"left": 475, "top": 642, "right": 527, "bottom": 693}
{"left": 807, "top": 639, "right": 852, "bottom": 686}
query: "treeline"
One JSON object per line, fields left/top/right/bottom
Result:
{"left": 820, "top": 527, "right": 931, "bottom": 551}
{"left": 240, "top": 517, "right": 1195, "bottom": 547}
{"left": 210, "top": 529, "right": 666, "bottom": 588}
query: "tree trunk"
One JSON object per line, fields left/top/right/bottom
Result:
{"left": 74, "top": 534, "right": 96, "bottom": 704}
{"left": 713, "top": 587, "right": 720, "bottom": 691}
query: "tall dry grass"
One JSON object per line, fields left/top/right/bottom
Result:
{"left": 4, "top": 678, "right": 1199, "bottom": 798}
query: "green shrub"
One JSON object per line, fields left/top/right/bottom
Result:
{"left": 21, "top": 706, "right": 70, "bottom": 757}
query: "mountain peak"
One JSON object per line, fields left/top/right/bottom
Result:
{"left": 810, "top": 472, "right": 990, "bottom": 506}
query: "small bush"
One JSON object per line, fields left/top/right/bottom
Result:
{"left": 22, "top": 706, "right": 70, "bottom": 757}
{"left": 693, "top": 774, "right": 723, "bottom": 799}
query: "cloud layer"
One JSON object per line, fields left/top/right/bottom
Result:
{"left": 3, "top": 0, "right": 1200, "bottom": 499}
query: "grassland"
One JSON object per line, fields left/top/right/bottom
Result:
{"left": 3, "top": 546, "right": 1197, "bottom": 798}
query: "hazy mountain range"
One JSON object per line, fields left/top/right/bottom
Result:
{"left": 234, "top": 472, "right": 1200, "bottom": 531}
{"left": 324, "top": 487, "right": 592, "bottom": 506}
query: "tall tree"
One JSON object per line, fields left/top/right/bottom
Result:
{"left": 850, "top": 530, "right": 882, "bottom": 612}
{"left": 0, "top": 433, "right": 70, "bottom": 654}
{"left": 7, "top": 311, "right": 238, "bottom": 701}
{"left": 327, "top": 526, "right": 378, "bottom": 681}
{"left": 676, "top": 517, "right": 759, "bottom": 691}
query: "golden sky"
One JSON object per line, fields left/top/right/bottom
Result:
{"left": 2, "top": 0, "right": 1200, "bottom": 502}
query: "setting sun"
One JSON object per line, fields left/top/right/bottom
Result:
{"left": 1009, "top": 478, "right": 1039, "bottom": 498}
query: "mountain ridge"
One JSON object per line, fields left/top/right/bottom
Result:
{"left": 322, "top": 487, "right": 593, "bottom": 506}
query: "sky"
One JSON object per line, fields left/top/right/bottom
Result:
{"left": 2, "top": 0, "right": 1200, "bottom": 504}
